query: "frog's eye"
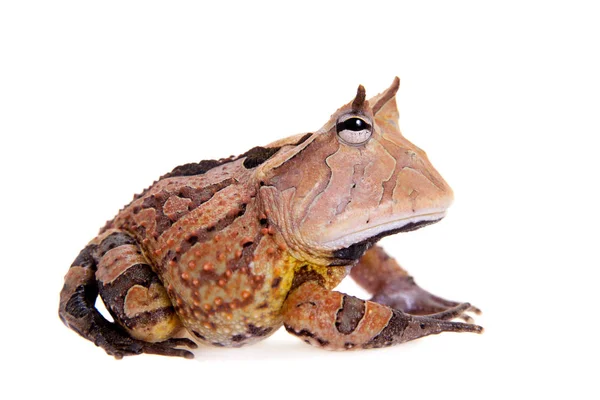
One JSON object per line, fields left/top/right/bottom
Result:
{"left": 336, "top": 115, "right": 373, "bottom": 145}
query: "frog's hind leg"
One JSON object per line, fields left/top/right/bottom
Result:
{"left": 282, "top": 281, "right": 482, "bottom": 350}
{"left": 350, "top": 245, "right": 480, "bottom": 320}
{"left": 59, "top": 230, "right": 196, "bottom": 358}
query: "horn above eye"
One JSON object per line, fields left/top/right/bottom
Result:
{"left": 336, "top": 114, "right": 373, "bottom": 145}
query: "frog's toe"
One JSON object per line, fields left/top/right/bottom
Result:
{"left": 423, "top": 302, "right": 482, "bottom": 323}
{"left": 140, "top": 339, "right": 197, "bottom": 359}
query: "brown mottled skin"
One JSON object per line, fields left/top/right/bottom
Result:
{"left": 59, "top": 78, "right": 482, "bottom": 358}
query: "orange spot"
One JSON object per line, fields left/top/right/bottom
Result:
{"left": 168, "top": 260, "right": 176, "bottom": 267}
{"left": 241, "top": 290, "right": 251, "bottom": 299}
{"left": 260, "top": 228, "right": 269, "bottom": 235}
{"left": 175, "top": 246, "right": 182, "bottom": 253}
{"left": 176, "top": 297, "right": 183, "bottom": 306}
{"left": 181, "top": 272, "right": 189, "bottom": 280}
{"left": 203, "top": 304, "right": 211, "bottom": 311}
{"left": 192, "top": 279, "right": 200, "bottom": 287}
{"left": 253, "top": 276, "right": 262, "bottom": 282}
{"left": 229, "top": 301, "right": 237, "bottom": 309}
{"left": 266, "top": 248, "right": 275, "bottom": 255}
{"left": 203, "top": 322, "right": 212, "bottom": 329}
{"left": 240, "top": 267, "right": 248, "bottom": 274}
{"left": 217, "top": 253, "right": 226, "bottom": 261}
{"left": 188, "top": 260, "right": 197, "bottom": 269}
{"left": 225, "top": 270, "right": 232, "bottom": 278}
{"left": 274, "top": 267, "right": 281, "bottom": 274}
{"left": 214, "top": 297, "right": 223, "bottom": 306}
{"left": 260, "top": 213, "right": 267, "bottom": 220}
{"left": 142, "top": 238, "right": 149, "bottom": 245}
{"left": 225, "top": 313, "right": 233, "bottom": 320}
{"left": 203, "top": 262, "right": 214, "bottom": 272}
{"left": 214, "top": 235, "right": 221, "bottom": 242}
{"left": 218, "top": 279, "right": 226, "bottom": 287}
{"left": 278, "top": 243, "right": 287, "bottom": 251}
{"left": 235, "top": 250, "right": 242, "bottom": 258}
{"left": 193, "top": 310, "right": 202, "bottom": 319}
{"left": 167, "top": 238, "right": 174, "bottom": 246}
{"left": 193, "top": 299, "right": 200, "bottom": 307}
{"left": 267, "top": 227, "right": 275, "bottom": 235}
{"left": 195, "top": 250, "right": 202, "bottom": 257}
{"left": 139, "top": 221, "right": 147, "bottom": 227}
{"left": 154, "top": 249, "right": 161, "bottom": 256}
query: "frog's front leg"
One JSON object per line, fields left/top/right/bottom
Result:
{"left": 282, "top": 281, "right": 482, "bottom": 349}
{"left": 350, "top": 245, "right": 480, "bottom": 320}
{"left": 59, "top": 230, "right": 196, "bottom": 359}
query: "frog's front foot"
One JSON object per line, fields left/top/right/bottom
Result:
{"left": 351, "top": 246, "right": 480, "bottom": 321}
{"left": 370, "top": 277, "right": 481, "bottom": 322}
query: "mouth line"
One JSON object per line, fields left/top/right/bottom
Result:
{"left": 328, "top": 212, "right": 446, "bottom": 264}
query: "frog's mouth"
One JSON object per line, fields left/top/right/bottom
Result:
{"left": 327, "top": 212, "right": 446, "bottom": 265}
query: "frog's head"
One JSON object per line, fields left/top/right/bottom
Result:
{"left": 257, "top": 78, "right": 453, "bottom": 265}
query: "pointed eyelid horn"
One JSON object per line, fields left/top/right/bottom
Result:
{"left": 371, "top": 76, "right": 400, "bottom": 114}
{"left": 351, "top": 84, "right": 367, "bottom": 111}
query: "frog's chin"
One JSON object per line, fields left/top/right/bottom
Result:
{"left": 325, "top": 211, "right": 446, "bottom": 263}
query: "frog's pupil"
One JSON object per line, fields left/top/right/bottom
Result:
{"left": 339, "top": 118, "right": 369, "bottom": 132}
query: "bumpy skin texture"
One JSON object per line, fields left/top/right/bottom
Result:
{"left": 59, "top": 78, "right": 482, "bottom": 358}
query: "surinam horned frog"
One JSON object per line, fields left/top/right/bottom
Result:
{"left": 59, "top": 78, "right": 482, "bottom": 359}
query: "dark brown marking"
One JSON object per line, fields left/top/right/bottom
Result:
{"left": 70, "top": 244, "right": 98, "bottom": 269}
{"left": 271, "top": 277, "right": 282, "bottom": 289}
{"left": 352, "top": 85, "right": 366, "bottom": 110}
{"left": 247, "top": 324, "right": 273, "bottom": 337}
{"left": 295, "top": 133, "right": 312, "bottom": 146}
{"left": 289, "top": 266, "right": 325, "bottom": 292}
{"left": 65, "top": 283, "right": 98, "bottom": 319}
{"left": 125, "top": 307, "right": 176, "bottom": 329}
{"left": 363, "top": 309, "right": 409, "bottom": 348}
{"left": 192, "top": 330, "right": 206, "bottom": 340}
{"left": 98, "top": 232, "right": 137, "bottom": 257}
{"left": 335, "top": 295, "right": 366, "bottom": 334}
{"left": 178, "top": 178, "right": 236, "bottom": 209}
{"left": 231, "top": 334, "right": 246, "bottom": 342}
{"left": 372, "top": 77, "right": 400, "bottom": 114}
{"left": 242, "top": 146, "right": 281, "bottom": 169}
{"left": 162, "top": 158, "right": 236, "bottom": 179}
{"left": 284, "top": 325, "right": 329, "bottom": 346}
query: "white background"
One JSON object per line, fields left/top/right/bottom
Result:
{"left": 1, "top": 1, "right": 598, "bottom": 399}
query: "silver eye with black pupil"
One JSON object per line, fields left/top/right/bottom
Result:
{"left": 336, "top": 115, "right": 373, "bottom": 145}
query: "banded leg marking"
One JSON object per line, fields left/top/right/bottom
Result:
{"left": 59, "top": 231, "right": 196, "bottom": 358}
{"left": 282, "top": 281, "right": 482, "bottom": 350}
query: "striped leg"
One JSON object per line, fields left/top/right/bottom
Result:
{"left": 350, "top": 246, "right": 480, "bottom": 320}
{"left": 282, "top": 281, "right": 482, "bottom": 350}
{"left": 59, "top": 230, "right": 196, "bottom": 359}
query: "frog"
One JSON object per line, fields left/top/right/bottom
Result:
{"left": 59, "top": 77, "right": 482, "bottom": 359}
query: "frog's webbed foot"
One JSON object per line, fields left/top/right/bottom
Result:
{"left": 350, "top": 245, "right": 480, "bottom": 321}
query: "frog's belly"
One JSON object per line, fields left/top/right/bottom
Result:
{"left": 171, "top": 260, "right": 350, "bottom": 347}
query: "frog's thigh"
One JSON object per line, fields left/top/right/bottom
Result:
{"left": 282, "top": 281, "right": 482, "bottom": 350}
{"left": 96, "top": 232, "right": 181, "bottom": 343}
{"left": 350, "top": 245, "right": 478, "bottom": 316}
